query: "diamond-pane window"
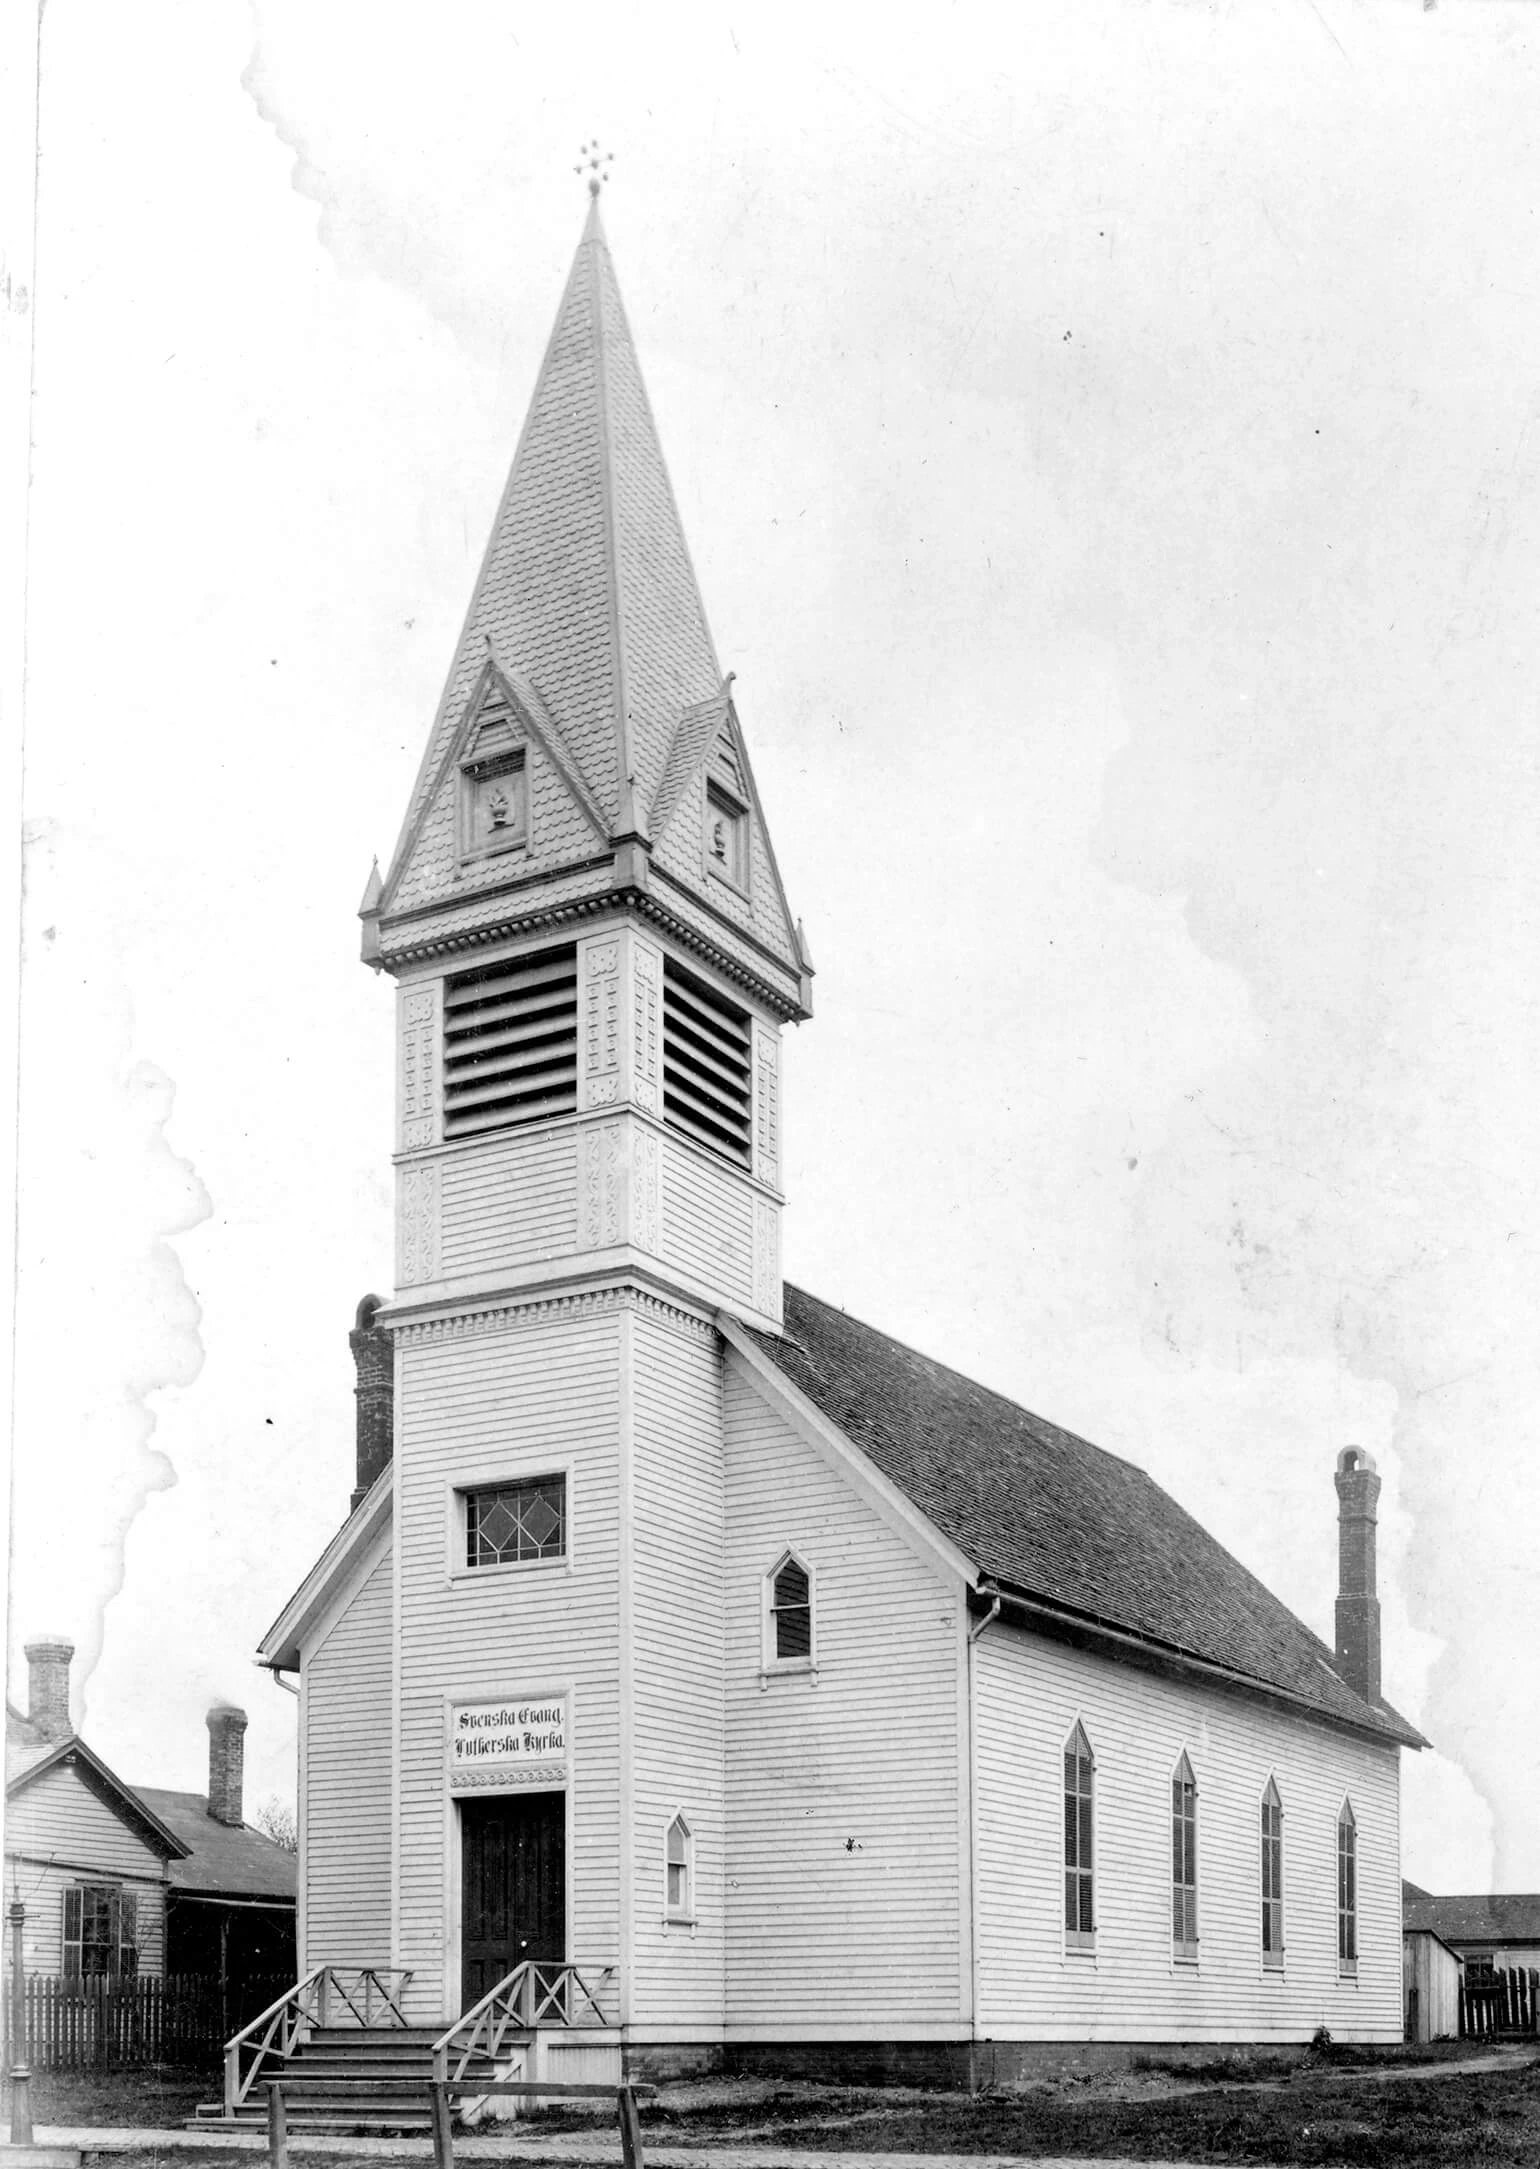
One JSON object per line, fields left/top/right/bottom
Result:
{"left": 466, "top": 1478, "right": 566, "bottom": 1567}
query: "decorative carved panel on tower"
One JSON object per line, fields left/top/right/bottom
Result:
{"left": 752, "top": 1021, "right": 780, "bottom": 1188}
{"left": 631, "top": 938, "right": 662, "bottom": 1116}
{"left": 399, "top": 982, "right": 442, "bottom": 1150}
{"left": 579, "top": 939, "right": 622, "bottom": 1109}
{"left": 633, "top": 1126, "right": 662, "bottom": 1255}
{"left": 752, "top": 1197, "right": 780, "bottom": 1321}
{"left": 398, "top": 1162, "right": 442, "bottom": 1287}
{"left": 576, "top": 1121, "right": 625, "bottom": 1252}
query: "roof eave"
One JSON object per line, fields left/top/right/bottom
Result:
{"left": 974, "top": 1580, "right": 1427, "bottom": 1752}
{"left": 5, "top": 1738, "right": 193, "bottom": 1857}
{"left": 258, "top": 1467, "right": 394, "bottom": 1671}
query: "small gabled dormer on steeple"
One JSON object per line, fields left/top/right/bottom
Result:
{"left": 365, "top": 186, "right": 808, "bottom": 1333}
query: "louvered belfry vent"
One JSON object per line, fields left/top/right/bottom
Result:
{"left": 443, "top": 945, "right": 579, "bottom": 1137}
{"left": 663, "top": 958, "right": 752, "bottom": 1166}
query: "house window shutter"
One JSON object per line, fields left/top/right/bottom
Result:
{"left": 117, "top": 1892, "right": 139, "bottom": 1979}
{"left": 62, "top": 1887, "right": 83, "bottom": 1978}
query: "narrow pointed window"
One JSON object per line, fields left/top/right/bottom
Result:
{"left": 1261, "top": 1778, "right": 1284, "bottom": 1970}
{"left": 769, "top": 1554, "right": 812, "bottom": 1663}
{"left": 1171, "top": 1753, "right": 1199, "bottom": 1960}
{"left": 1337, "top": 1801, "right": 1358, "bottom": 1974}
{"left": 1063, "top": 1723, "right": 1095, "bottom": 1950}
{"left": 665, "top": 1813, "right": 694, "bottom": 1921}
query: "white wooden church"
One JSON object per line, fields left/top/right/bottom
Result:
{"left": 259, "top": 189, "right": 1423, "bottom": 2087}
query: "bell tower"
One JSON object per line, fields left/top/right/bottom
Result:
{"left": 355, "top": 186, "right": 811, "bottom": 2035}
{"left": 364, "top": 189, "right": 811, "bottom": 1334}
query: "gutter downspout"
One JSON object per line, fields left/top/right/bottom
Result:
{"left": 964, "top": 1582, "right": 1001, "bottom": 2090}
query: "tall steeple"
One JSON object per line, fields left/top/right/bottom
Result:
{"left": 370, "top": 192, "right": 807, "bottom": 1338}
{"left": 367, "top": 194, "right": 808, "bottom": 1021}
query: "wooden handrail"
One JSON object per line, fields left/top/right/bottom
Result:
{"left": 225, "top": 1969, "right": 324, "bottom": 2117}
{"left": 224, "top": 1966, "right": 414, "bottom": 2114}
{"left": 430, "top": 1961, "right": 616, "bottom": 2083}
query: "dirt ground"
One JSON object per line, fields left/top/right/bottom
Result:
{"left": 8, "top": 2044, "right": 1540, "bottom": 2165}
{"left": 624, "top": 2045, "right": 1540, "bottom": 2162}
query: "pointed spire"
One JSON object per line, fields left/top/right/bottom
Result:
{"left": 794, "top": 918, "right": 815, "bottom": 1014}
{"left": 359, "top": 858, "right": 384, "bottom": 968}
{"left": 370, "top": 190, "right": 808, "bottom": 1016}
{"left": 611, "top": 770, "right": 648, "bottom": 846}
{"left": 387, "top": 190, "right": 720, "bottom": 868}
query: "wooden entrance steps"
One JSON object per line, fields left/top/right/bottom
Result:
{"left": 202, "top": 1962, "right": 620, "bottom": 2133}
{"left": 192, "top": 2028, "right": 500, "bottom": 2132}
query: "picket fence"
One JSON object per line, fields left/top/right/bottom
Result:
{"left": 5, "top": 1973, "right": 294, "bottom": 2070}
{"left": 1460, "top": 1965, "right": 1540, "bottom": 2039}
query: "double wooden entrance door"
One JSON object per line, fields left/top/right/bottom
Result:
{"left": 459, "top": 1791, "right": 565, "bottom": 2010}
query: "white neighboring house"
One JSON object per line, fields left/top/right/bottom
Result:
{"left": 259, "top": 193, "right": 1424, "bottom": 2083}
{"left": 4, "top": 1641, "right": 296, "bottom": 2003}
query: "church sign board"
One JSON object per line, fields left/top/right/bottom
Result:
{"left": 448, "top": 1696, "right": 568, "bottom": 1791}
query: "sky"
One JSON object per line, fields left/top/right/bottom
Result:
{"left": 4, "top": 0, "right": 1538, "bottom": 1892}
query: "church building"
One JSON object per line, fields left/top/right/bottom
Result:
{"left": 259, "top": 189, "right": 1423, "bottom": 2084}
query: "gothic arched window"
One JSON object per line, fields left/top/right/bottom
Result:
{"left": 768, "top": 1553, "right": 813, "bottom": 1664}
{"left": 1172, "top": 1752, "right": 1199, "bottom": 1959}
{"left": 1261, "top": 1777, "right": 1285, "bottom": 1969}
{"left": 1337, "top": 1800, "right": 1358, "bottom": 1974}
{"left": 1064, "top": 1722, "right": 1095, "bottom": 1950}
{"left": 665, "top": 1812, "right": 693, "bottom": 1922}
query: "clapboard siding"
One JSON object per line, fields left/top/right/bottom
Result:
{"left": 6, "top": 1762, "right": 172, "bottom": 1886}
{"left": 302, "top": 1545, "right": 394, "bottom": 1972}
{"left": 661, "top": 1138, "right": 754, "bottom": 1307}
{"left": 722, "top": 1364, "right": 964, "bottom": 2032}
{"left": 434, "top": 1128, "right": 579, "bottom": 1279}
{"left": 629, "top": 1309, "right": 727, "bottom": 2035}
{"left": 394, "top": 1309, "right": 622, "bottom": 2023}
{"left": 974, "top": 1625, "right": 1403, "bottom": 2041}
{"left": 6, "top": 1856, "right": 166, "bottom": 1978}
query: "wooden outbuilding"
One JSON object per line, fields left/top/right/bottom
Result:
{"left": 1403, "top": 1926, "right": 1461, "bottom": 2043}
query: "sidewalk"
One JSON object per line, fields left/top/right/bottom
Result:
{"left": 28, "top": 2134, "right": 1210, "bottom": 2169}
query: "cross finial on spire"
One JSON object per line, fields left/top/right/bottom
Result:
{"left": 574, "top": 140, "right": 614, "bottom": 198}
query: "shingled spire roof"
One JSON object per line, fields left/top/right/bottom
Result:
{"left": 373, "top": 196, "right": 805, "bottom": 1007}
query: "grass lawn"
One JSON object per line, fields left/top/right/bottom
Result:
{"left": 0, "top": 2066, "right": 213, "bottom": 2128}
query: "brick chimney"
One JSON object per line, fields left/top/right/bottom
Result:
{"left": 207, "top": 1703, "right": 248, "bottom": 1826}
{"left": 1334, "top": 1446, "right": 1382, "bottom": 1707}
{"left": 24, "top": 1636, "right": 74, "bottom": 1743}
{"left": 350, "top": 1292, "right": 393, "bottom": 1512}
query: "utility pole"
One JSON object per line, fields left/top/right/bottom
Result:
{"left": 8, "top": 1894, "right": 31, "bottom": 2146}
